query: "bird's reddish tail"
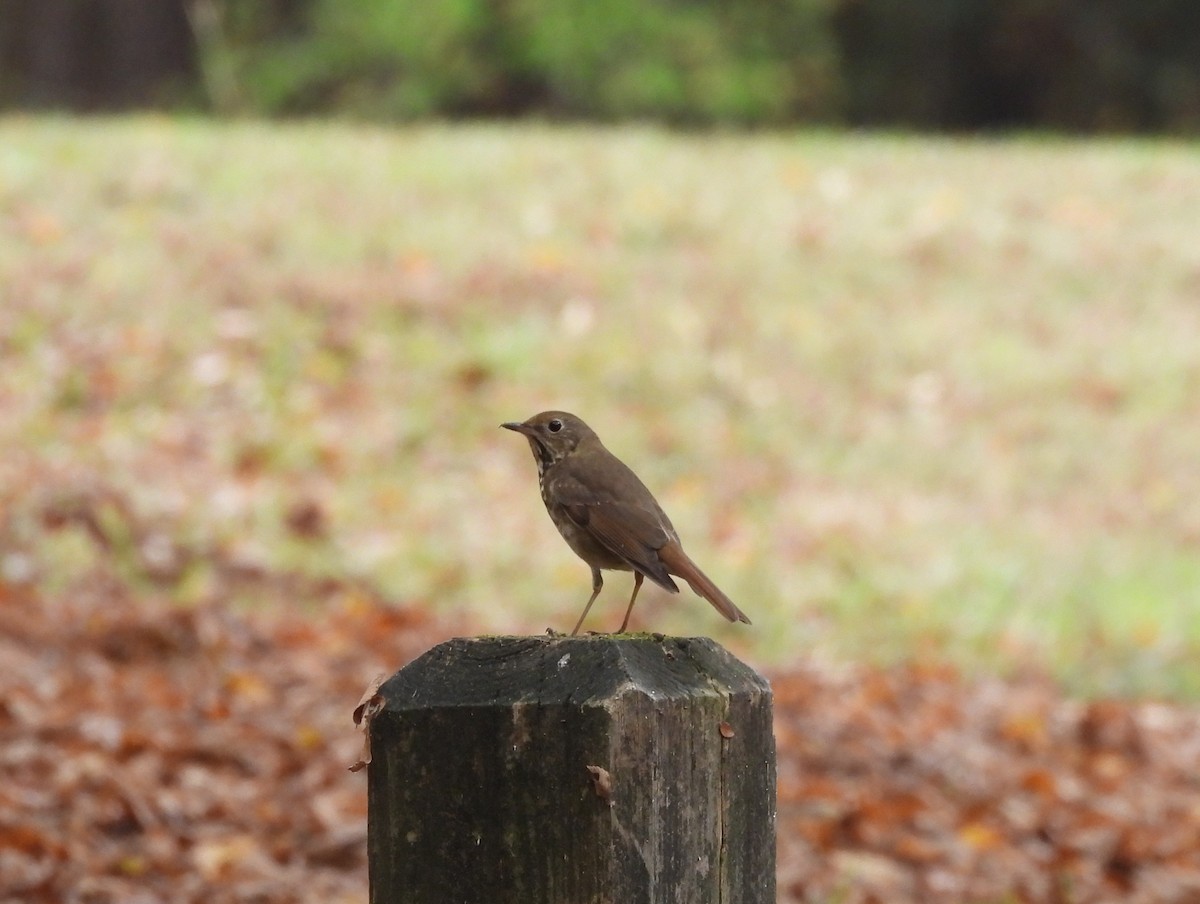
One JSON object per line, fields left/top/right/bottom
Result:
{"left": 658, "top": 541, "right": 751, "bottom": 625}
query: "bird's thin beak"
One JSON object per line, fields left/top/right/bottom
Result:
{"left": 501, "top": 421, "right": 532, "bottom": 435}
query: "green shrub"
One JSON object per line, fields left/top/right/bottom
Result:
{"left": 510, "top": 0, "right": 840, "bottom": 124}
{"left": 211, "top": 0, "right": 841, "bottom": 123}
{"left": 224, "top": 0, "right": 504, "bottom": 117}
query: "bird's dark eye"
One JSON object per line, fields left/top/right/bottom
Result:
{"left": 548, "top": 418, "right": 563, "bottom": 433}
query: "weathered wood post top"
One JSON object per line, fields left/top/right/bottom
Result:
{"left": 367, "top": 634, "right": 775, "bottom": 903}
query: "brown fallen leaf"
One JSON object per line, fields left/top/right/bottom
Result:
{"left": 585, "top": 765, "right": 613, "bottom": 803}
{"left": 352, "top": 673, "right": 386, "bottom": 727}
{"left": 349, "top": 673, "right": 387, "bottom": 772}
{"left": 285, "top": 498, "right": 327, "bottom": 540}
{"left": 192, "top": 834, "right": 265, "bottom": 881}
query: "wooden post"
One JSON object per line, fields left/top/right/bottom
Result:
{"left": 367, "top": 635, "right": 775, "bottom": 903}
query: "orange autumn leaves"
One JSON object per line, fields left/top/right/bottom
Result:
{"left": 775, "top": 664, "right": 1200, "bottom": 902}
{"left": 0, "top": 585, "right": 439, "bottom": 904}
{"left": 5, "top": 580, "right": 1200, "bottom": 902}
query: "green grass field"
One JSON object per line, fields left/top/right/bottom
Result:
{"left": 2, "top": 117, "right": 1198, "bottom": 696}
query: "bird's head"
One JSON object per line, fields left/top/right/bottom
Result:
{"left": 501, "top": 410, "right": 597, "bottom": 472}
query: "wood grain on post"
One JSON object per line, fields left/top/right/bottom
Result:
{"left": 367, "top": 635, "right": 775, "bottom": 903}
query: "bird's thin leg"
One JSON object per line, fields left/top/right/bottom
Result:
{"left": 616, "top": 572, "right": 645, "bottom": 634}
{"left": 571, "top": 568, "right": 604, "bottom": 636}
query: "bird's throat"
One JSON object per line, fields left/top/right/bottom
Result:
{"left": 529, "top": 437, "right": 558, "bottom": 477}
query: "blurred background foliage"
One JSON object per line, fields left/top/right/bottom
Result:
{"left": 2, "top": 1, "right": 1198, "bottom": 693}
{"left": 2, "top": 0, "right": 1199, "bottom": 131}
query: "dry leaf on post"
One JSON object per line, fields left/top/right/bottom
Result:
{"left": 585, "top": 765, "right": 613, "bottom": 803}
{"left": 349, "top": 673, "right": 387, "bottom": 772}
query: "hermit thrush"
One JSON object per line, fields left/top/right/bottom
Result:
{"left": 502, "top": 411, "right": 751, "bottom": 635}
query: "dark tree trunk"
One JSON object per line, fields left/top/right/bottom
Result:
{"left": 1, "top": 0, "right": 196, "bottom": 109}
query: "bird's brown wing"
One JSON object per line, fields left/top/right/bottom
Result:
{"left": 564, "top": 501, "right": 679, "bottom": 593}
